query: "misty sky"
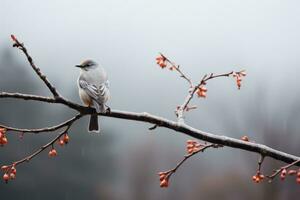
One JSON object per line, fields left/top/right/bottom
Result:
{"left": 1, "top": 0, "right": 300, "bottom": 199}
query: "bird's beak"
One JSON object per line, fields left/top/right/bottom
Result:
{"left": 75, "top": 64, "right": 83, "bottom": 68}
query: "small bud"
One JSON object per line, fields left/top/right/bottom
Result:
{"left": 241, "top": 136, "right": 249, "bottom": 142}
{"left": 160, "top": 179, "right": 169, "bottom": 188}
{"left": 1, "top": 166, "right": 8, "bottom": 171}
{"left": 10, "top": 34, "right": 17, "bottom": 42}
{"left": 280, "top": 169, "right": 287, "bottom": 180}
{"left": 288, "top": 170, "right": 297, "bottom": 175}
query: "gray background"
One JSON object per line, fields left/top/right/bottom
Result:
{"left": 1, "top": 0, "right": 300, "bottom": 199}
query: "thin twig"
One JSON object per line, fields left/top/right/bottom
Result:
{"left": 0, "top": 114, "right": 82, "bottom": 134}
{"left": 11, "top": 35, "right": 60, "bottom": 97}
{"left": 267, "top": 159, "right": 300, "bottom": 181}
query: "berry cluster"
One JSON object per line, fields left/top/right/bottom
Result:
{"left": 233, "top": 71, "right": 246, "bottom": 89}
{"left": 186, "top": 140, "right": 202, "bottom": 154}
{"left": 156, "top": 55, "right": 167, "bottom": 69}
{"left": 58, "top": 133, "right": 69, "bottom": 146}
{"left": 0, "top": 128, "right": 8, "bottom": 146}
{"left": 279, "top": 169, "right": 300, "bottom": 184}
{"left": 252, "top": 171, "right": 265, "bottom": 183}
{"left": 1, "top": 164, "right": 17, "bottom": 183}
{"left": 49, "top": 133, "right": 70, "bottom": 157}
{"left": 158, "top": 172, "right": 169, "bottom": 188}
{"left": 196, "top": 85, "right": 207, "bottom": 98}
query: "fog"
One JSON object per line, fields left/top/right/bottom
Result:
{"left": 1, "top": 0, "right": 300, "bottom": 199}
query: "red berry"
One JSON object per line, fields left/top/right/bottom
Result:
{"left": 58, "top": 139, "right": 64, "bottom": 146}
{"left": 63, "top": 134, "right": 69, "bottom": 144}
{"left": 3, "top": 173, "right": 9, "bottom": 183}
{"left": 9, "top": 173, "right": 15, "bottom": 179}
{"left": 11, "top": 167, "right": 16, "bottom": 175}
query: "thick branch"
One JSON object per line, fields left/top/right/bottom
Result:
{"left": 1, "top": 91, "right": 300, "bottom": 166}
{"left": 101, "top": 110, "right": 300, "bottom": 166}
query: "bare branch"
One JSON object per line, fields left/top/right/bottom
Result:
{"left": 159, "top": 53, "right": 193, "bottom": 87}
{"left": 158, "top": 142, "right": 222, "bottom": 187}
{"left": 267, "top": 159, "right": 300, "bottom": 181}
{"left": 0, "top": 92, "right": 55, "bottom": 103}
{"left": 1, "top": 35, "right": 299, "bottom": 186}
{"left": 0, "top": 114, "right": 82, "bottom": 134}
{"left": 10, "top": 35, "right": 60, "bottom": 97}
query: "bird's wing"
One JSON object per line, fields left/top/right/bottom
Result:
{"left": 79, "top": 79, "right": 109, "bottom": 101}
{"left": 79, "top": 79, "right": 100, "bottom": 100}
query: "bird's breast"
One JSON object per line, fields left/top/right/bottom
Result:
{"left": 79, "top": 89, "right": 92, "bottom": 106}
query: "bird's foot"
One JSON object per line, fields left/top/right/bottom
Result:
{"left": 105, "top": 105, "right": 111, "bottom": 113}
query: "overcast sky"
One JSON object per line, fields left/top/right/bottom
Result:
{"left": 1, "top": 0, "right": 300, "bottom": 199}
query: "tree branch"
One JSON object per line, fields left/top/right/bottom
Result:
{"left": 0, "top": 114, "right": 82, "bottom": 134}
{"left": 1, "top": 35, "right": 299, "bottom": 185}
{"left": 10, "top": 35, "right": 60, "bottom": 97}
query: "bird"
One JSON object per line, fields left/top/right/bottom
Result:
{"left": 75, "top": 59, "right": 110, "bottom": 133}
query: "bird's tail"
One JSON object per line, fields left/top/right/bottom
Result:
{"left": 88, "top": 114, "right": 100, "bottom": 133}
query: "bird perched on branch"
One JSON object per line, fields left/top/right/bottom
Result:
{"left": 75, "top": 60, "right": 110, "bottom": 133}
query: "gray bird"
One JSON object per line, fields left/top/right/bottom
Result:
{"left": 75, "top": 60, "right": 110, "bottom": 133}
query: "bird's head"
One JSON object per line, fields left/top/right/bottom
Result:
{"left": 75, "top": 59, "right": 98, "bottom": 71}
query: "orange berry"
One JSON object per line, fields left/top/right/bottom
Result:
{"left": 51, "top": 149, "right": 57, "bottom": 156}
{"left": 187, "top": 149, "right": 193, "bottom": 154}
{"left": 0, "top": 137, "right": 8, "bottom": 145}
{"left": 3, "top": 173, "right": 9, "bottom": 183}
{"left": 187, "top": 140, "right": 195, "bottom": 144}
{"left": 255, "top": 177, "right": 260, "bottom": 183}
{"left": 197, "top": 89, "right": 206, "bottom": 98}
{"left": 11, "top": 167, "right": 16, "bottom": 175}
{"left": 63, "top": 134, "right": 69, "bottom": 144}
{"left": 259, "top": 174, "right": 264, "bottom": 180}
{"left": 9, "top": 173, "right": 15, "bottom": 179}
{"left": 252, "top": 175, "right": 257, "bottom": 181}
{"left": 200, "top": 86, "right": 207, "bottom": 92}
{"left": 159, "top": 174, "right": 166, "bottom": 181}
{"left": 297, "top": 171, "right": 300, "bottom": 178}
{"left": 282, "top": 169, "right": 287, "bottom": 176}
{"left": 58, "top": 139, "right": 64, "bottom": 146}
{"left": 49, "top": 149, "right": 57, "bottom": 157}
{"left": 160, "top": 179, "right": 169, "bottom": 188}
